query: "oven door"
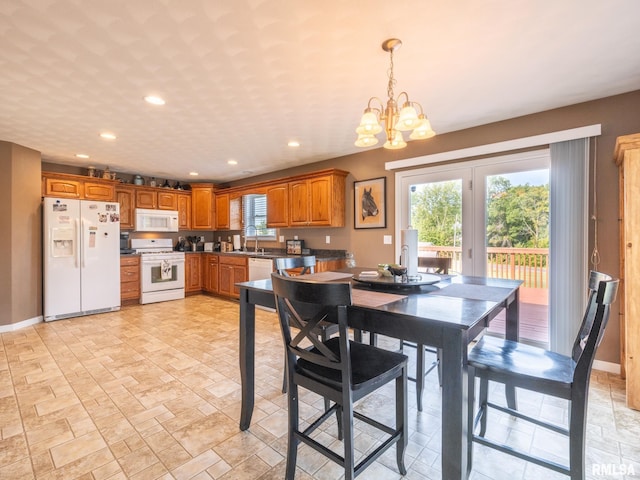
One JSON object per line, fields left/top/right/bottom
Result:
{"left": 141, "top": 255, "right": 185, "bottom": 292}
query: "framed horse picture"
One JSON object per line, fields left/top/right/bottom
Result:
{"left": 354, "top": 177, "right": 386, "bottom": 229}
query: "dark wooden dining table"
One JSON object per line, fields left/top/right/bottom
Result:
{"left": 236, "top": 268, "right": 522, "bottom": 480}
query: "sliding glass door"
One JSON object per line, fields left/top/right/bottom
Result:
{"left": 398, "top": 150, "right": 550, "bottom": 346}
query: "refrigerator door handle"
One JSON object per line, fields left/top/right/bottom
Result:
{"left": 75, "top": 218, "right": 80, "bottom": 268}
{"left": 79, "top": 218, "right": 85, "bottom": 269}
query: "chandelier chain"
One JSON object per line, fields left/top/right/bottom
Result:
{"left": 387, "top": 48, "right": 396, "bottom": 101}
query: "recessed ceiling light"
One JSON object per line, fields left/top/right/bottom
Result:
{"left": 227, "top": 159, "right": 238, "bottom": 165}
{"left": 189, "top": 171, "right": 199, "bottom": 176}
{"left": 144, "top": 95, "right": 165, "bottom": 105}
{"left": 288, "top": 140, "right": 300, "bottom": 147}
{"left": 75, "top": 153, "right": 90, "bottom": 159}
{"left": 100, "top": 132, "right": 116, "bottom": 140}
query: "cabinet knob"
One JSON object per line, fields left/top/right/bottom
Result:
{"left": 628, "top": 242, "right": 633, "bottom": 248}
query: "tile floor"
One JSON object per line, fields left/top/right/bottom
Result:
{"left": 1, "top": 295, "right": 639, "bottom": 479}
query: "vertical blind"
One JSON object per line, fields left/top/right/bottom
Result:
{"left": 549, "top": 138, "right": 589, "bottom": 355}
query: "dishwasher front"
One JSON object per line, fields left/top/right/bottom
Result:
{"left": 248, "top": 257, "right": 274, "bottom": 281}
{"left": 248, "top": 257, "right": 275, "bottom": 311}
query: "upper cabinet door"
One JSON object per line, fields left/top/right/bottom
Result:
{"left": 177, "top": 193, "right": 191, "bottom": 230}
{"left": 266, "top": 184, "right": 288, "bottom": 227}
{"left": 191, "top": 184, "right": 214, "bottom": 230}
{"left": 157, "top": 191, "right": 178, "bottom": 210}
{"left": 288, "top": 180, "right": 309, "bottom": 226}
{"left": 215, "top": 193, "right": 230, "bottom": 230}
{"left": 135, "top": 189, "right": 157, "bottom": 209}
{"left": 116, "top": 186, "right": 135, "bottom": 229}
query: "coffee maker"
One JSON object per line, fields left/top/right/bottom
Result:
{"left": 120, "top": 232, "right": 135, "bottom": 254}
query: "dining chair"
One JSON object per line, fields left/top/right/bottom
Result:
{"left": 274, "top": 256, "right": 339, "bottom": 402}
{"left": 467, "top": 270, "right": 619, "bottom": 479}
{"left": 271, "top": 273, "right": 408, "bottom": 480}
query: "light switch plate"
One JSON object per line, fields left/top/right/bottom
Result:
{"left": 279, "top": 235, "right": 284, "bottom": 242}
{"left": 384, "top": 235, "right": 392, "bottom": 244}
{"left": 325, "top": 236, "right": 331, "bottom": 244}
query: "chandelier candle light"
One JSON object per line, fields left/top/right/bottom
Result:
{"left": 355, "top": 38, "right": 436, "bottom": 149}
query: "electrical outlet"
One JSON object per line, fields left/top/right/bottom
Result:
{"left": 325, "top": 235, "right": 331, "bottom": 244}
{"left": 200, "top": 236, "right": 204, "bottom": 242}
{"left": 384, "top": 235, "right": 392, "bottom": 245}
{"left": 294, "top": 235, "right": 298, "bottom": 240}
{"left": 279, "top": 235, "right": 284, "bottom": 242}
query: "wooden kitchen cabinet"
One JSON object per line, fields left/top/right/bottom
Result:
{"left": 42, "top": 172, "right": 116, "bottom": 201}
{"left": 202, "top": 254, "right": 219, "bottom": 293}
{"left": 289, "top": 170, "right": 347, "bottom": 227}
{"left": 177, "top": 192, "right": 191, "bottom": 230}
{"left": 218, "top": 255, "right": 247, "bottom": 298}
{"left": 266, "top": 183, "right": 289, "bottom": 227}
{"left": 116, "top": 185, "right": 135, "bottom": 229}
{"left": 185, "top": 253, "right": 202, "bottom": 294}
{"left": 230, "top": 195, "right": 242, "bottom": 230}
{"left": 614, "top": 132, "right": 640, "bottom": 410}
{"left": 157, "top": 190, "right": 178, "bottom": 210}
{"left": 191, "top": 183, "right": 215, "bottom": 230}
{"left": 83, "top": 181, "right": 115, "bottom": 201}
{"left": 120, "top": 255, "right": 140, "bottom": 304}
{"left": 43, "top": 176, "right": 82, "bottom": 198}
{"left": 135, "top": 188, "right": 157, "bottom": 209}
{"left": 215, "top": 193, "right": 230, "bottom": 230}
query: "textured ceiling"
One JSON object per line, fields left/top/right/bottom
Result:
{"left": 1, "top": 0, "right": 640, "bottom": 183}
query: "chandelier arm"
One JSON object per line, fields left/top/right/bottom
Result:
{"left": 396, "top": 91, "right": 410, "bottom": 106}
{"left": 365, "top": 97, "right": 385, "bottom": 115}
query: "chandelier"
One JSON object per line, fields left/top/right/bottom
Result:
{"left": 355, "top": 38, "right": 435, "bottom": 150}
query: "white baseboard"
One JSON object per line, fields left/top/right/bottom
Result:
{"left": 593, "top": 359, "right": 620, "bottom": 375}
{"left": 0, "top": 315, "right": 43, "bottom": 333}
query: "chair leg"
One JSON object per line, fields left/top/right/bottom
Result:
{"left": 396, "top": 369, "right": 408, "bottom": 475}
{"left": 416, "top": 344, "right": 425, "bottom": 412}
{"left": 282, "top": 360, "right": 287, "bottom": 394}
{"left": 342, "top": 394, "right": 355, "bottom": 480}
{"left": 478, "top": 375, "right": 489, "bottom": 436}
{"left": 286, "top": 383, "right": 299, "bottom": 480}
{"left": 569, "top": 396, "right": 587, "bottom": 480}
{"left": 467, "top": 365, "right": 476, "bottom": 475}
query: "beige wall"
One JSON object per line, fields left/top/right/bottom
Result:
{"left": 0, "top": 141, "right": 42, "bottom": 327}
{"left": 230, "top": 90, "right": 640, "bottom": 364}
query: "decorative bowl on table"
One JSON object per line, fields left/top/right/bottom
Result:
{"left": 388, "top": 265, "right": 408, "bottom": 277}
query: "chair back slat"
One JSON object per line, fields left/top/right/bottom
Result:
{"left": 275, "top": 256, "right": 316, "bottom": 276}
{"left": 272, "top": 273, "right": 352, "bottom": 375}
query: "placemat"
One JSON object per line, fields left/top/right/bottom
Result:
{"left": 351, "top": 289, "right": 407, "bottom": 307}
{"left": 433, "top": 283, "right": 512, "bottom": 302}
{"left": 301, "top": 271, "right": 355, "bottom": 281}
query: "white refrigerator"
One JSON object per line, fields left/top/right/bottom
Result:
{"left": 43, "top": 197, "right": 121, "bottom": 321}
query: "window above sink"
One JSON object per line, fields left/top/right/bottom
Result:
{"left": 243, "top": 194, "right": 276, "bottom": 242}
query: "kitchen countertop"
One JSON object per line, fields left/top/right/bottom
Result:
{"left": 181, "top": 249, "right": 346, "bottom": 261}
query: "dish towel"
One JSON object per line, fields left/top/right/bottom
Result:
{"left": 161, "top": 259, "right": 172, "bottom": 280}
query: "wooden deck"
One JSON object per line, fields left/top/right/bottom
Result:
{"left": 487, "top": 286, "right": 549, "bottom": 346}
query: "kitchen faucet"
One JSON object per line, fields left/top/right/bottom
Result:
{"left": 244, "top": 225, "right": 259, "bottom": 253}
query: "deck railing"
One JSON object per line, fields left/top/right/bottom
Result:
{"left": 419, "top": 245, "right": 549, "bottom": 289}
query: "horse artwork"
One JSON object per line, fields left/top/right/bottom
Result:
{"left": 361, "top": 188, "right": 379, "bottom": 221}
{"left": 355, "top": 177, "right": 386, "bottom": 228}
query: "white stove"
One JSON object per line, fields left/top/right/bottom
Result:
{"left": 132, "top": 238, "right": 185, "bottom": 304}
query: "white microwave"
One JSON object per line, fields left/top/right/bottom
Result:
{"left": 135, "top": 208, "right": 179, "bottom": 232}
